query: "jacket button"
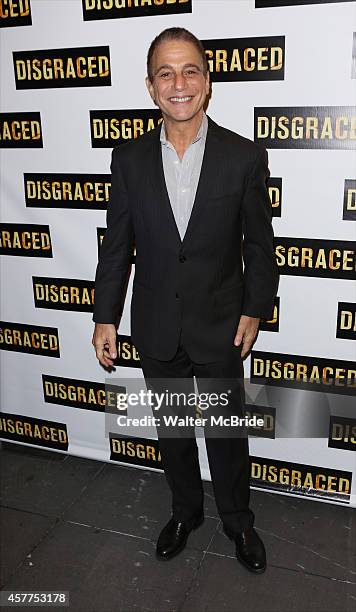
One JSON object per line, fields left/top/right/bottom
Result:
{"left": 175, "top": 292, "right": 179, "bottom": 298}
{"left": 179, "top": 254, "right": 186, "bottom": 263}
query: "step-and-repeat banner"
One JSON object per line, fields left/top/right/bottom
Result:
{"left": 0, "top": 0, "right": 355, "bottom": 506}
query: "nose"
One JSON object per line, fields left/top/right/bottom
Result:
{"left": 173, "top": 72, "right": 187, "bottom": 91}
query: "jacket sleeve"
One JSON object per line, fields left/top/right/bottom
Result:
{"left": 92, "top": 147, "right": 134, "bottom": 324}
{"left": 240, "top": 146, "right": 279, "bottom": 320}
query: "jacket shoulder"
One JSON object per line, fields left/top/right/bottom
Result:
{"left": 112, "top": 123, "right": 160, "bottom": 161}
{"left": 210, "top": 119, "right": 266, "bottom": 161}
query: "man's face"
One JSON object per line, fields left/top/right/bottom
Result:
{"left": 146, "top": 39, "right": 210, "bottom": 124}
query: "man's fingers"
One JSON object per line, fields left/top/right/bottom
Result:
{"left": 234, "top": 329, "right": 255, "bottom": 356}
{"left": 241, "top": 332, "right": 257, "bottom": 357}
{"left": 102, "top": 351, "right": 114, "bottom": 366}
{"left": 234, "top": 327, "right": 245, "bottom": 346}
{"left": 92, "top": 324, "right": 117, "bottom": 367}
{"left": 241, "top": 336, "right": 252, "bottom": 357}
{"left": 95, "top": 345, "right": 115, "bottom": 367}
{"left": 234, "top": 315, "right": 260, "bottom": 357}
{"left": 103, "top": 345, "right": 115, "bottom": 362}
{"left": 107, "top": 338, "right": 117, "bottom": 359}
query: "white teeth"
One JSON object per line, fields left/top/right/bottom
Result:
{"left": 170, "top": 96, "right": 192, "bottom": 103}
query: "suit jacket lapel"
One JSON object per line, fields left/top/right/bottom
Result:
{"left": 148, "top": 115, "right": 221, "bottom": 248}
{"left": 148, "top": 126, "right": 182, "bottom": 246}
{"left": 182, "top": 116, "right": 220, "bottom": 247}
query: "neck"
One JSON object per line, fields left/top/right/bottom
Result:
{"left": 163, "top": 110, "right": 204, "bottom": 158}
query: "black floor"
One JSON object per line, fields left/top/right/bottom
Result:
{"left": 0, "top": 441, "right": 355, "bottom": 612}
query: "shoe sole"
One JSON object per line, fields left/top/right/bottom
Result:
{"left": 155, "top": 516, "right": 204, "bottom": 562}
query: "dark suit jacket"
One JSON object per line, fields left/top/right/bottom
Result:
{"left": 93, "top": 115, "right": 279, "bottom": 362}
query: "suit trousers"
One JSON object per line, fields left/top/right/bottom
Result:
{"left": 139, "top": 339, "right": 255, "bottom": 536}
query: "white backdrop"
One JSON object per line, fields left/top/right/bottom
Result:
{"left": 1, "top": 0, "right": 355, "bottom": 506}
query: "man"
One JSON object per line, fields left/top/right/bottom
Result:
{"left": 92, "top": 27, "right": 279, "bottom": 573}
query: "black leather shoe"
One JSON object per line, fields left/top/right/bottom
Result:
{"left": 156, "top": 515, "right": 204, "bottom": 561}
{"left": 234, "top": 527, "right": 266, "bottom": 573}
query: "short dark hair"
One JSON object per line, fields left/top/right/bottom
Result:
{"left": 147, "top": 27, "right": 208, "bottom": 82}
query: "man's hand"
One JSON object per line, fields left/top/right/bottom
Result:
{"left": 92, "top": 323, "right": 117, "bottom": 367}
{"left": 234, "top": 315, "right": 260, "bottom": 358}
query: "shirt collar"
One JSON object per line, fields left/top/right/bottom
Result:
{"left": 160, "top": 112, "right": 208, "bottom": 147}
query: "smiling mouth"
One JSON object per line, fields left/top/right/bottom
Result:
{"left": 169, "top": 96, "right": 194, "bottom": 103}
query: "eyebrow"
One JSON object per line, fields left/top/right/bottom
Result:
{"left": 154, "top": 63, "right": 203, "bottom": 76}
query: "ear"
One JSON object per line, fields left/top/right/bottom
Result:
{"left": 145, "top": 76, "right": 154, "bottom": 101}
{"left": 205, "top": 71, "right": 210, "bottom": 95}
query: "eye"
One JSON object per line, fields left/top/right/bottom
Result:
{"left": 159, "top": 72, "right": 171, "bottom": 79}
{"left": 185, "top": 69, "right": 198, "bottom": 76}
